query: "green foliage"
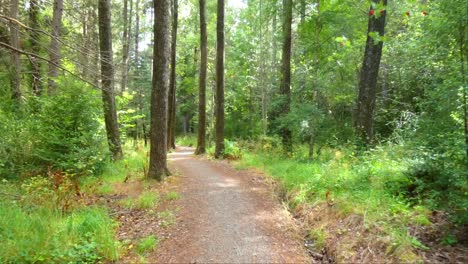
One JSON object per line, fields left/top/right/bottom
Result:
{"left": 0, "top": 78, "right": 107, "bottom": 179}
{"left": 176, "top": 135, "right": 197, "bottom": 147}
{"left": 157, "top": 210, "right": 176, "bottom": 228}
{"left": 237, "top": 142, "right": 463, "bottom": 254}
{"left": 208, "top": 139, "right": 242, "bottom": 159}
{"left": 136, "top": 191, "right": 160, "bottom": 209}
{"left": 136, "top": 235, "right": 158, "bottom": 255}
{"left": 121, "top": 191, "right": 160, "bottom": 210}
{"left": 165, "top": 191, "right": 181, "bottom": 201}
{"left": 0, "top": 198, "right": 119, "bottom": 263}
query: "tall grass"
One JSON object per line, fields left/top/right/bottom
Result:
{"left": 0, "top": 200, "right": 119, "bottom": 262}
{"left": 237, "top": 143, "right": 432, "bottom": 253}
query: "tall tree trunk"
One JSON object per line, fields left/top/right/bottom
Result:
{"left": 133, "top": 0, "right": 147, "bottom": 146}
{"left": 98, "top": 0, "right": 123, "bottom": 160}
{"left": 149, "top": 0, "right": 171, "bottom": 180}
{"left": 195, "top": 0, "right": 207, "bottom": 154}
{"left": 121, "top": 0, "right": 132, "bottom": 93}
{"left": 214, "top": 0, "right": 225, "bottom": 158}
{"left": 355, "top": 0, "right": 387, "bottom": 145}
{"left": 10, "top": 0, "right": 21, "bottom": 101}
{"left": 47, "top": 0, "right": 64, "bottom": 95}
{"left": 29, "top": 0, "right": 42, "bottom": 95}
{"left": 460, "top": 24, "right": 468, "bottom": 159}
{"left": 81, "top": 9, "right": 90, "bottom": 79}
{"left": 167, "top": 0, "right": 178, "bottom": 150}
{"left": 92, "top": 6, "right": 101, "bottom": 85}
{"left": 279, "top": 0, "right": 293, "bottom": 154}
{"left": 309, "top": 0, "right": 321, "bottom": 160}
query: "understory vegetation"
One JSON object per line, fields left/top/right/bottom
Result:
{"left": 1, "top": 0, "right": 466, "bottom": 262}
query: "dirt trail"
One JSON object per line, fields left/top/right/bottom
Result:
{"left": 156, "top": 147, "right": 309, "bottom": 263}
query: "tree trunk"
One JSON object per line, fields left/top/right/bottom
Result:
{"left": 279, "top": 0, "right": 293, "bottom": 154}
{"left": 460, "top": 24, "right": 468, "bottom": 159}
{"left": 121, "top": 0, "right": 132, "bottom": 93}
{"left": 98, "top": 0, "right": 123, "bottom": 160}
{"left": 133, "top": 0, "right": 147, "bottom": 146}
{"left": 81, "top": 9, "right": 90, "bottom": 79}
{"left": 167, "top": 0, "right": 178, "bottom": 150}
{"left": 10, "top": 0, "right": 21, "bottom": 101}
{"left": 29, "top": 0, "right": 42, "bottom": 95}
{"left": 149, "top": 0, "right": 171, "bottom": 180}
{"left": 214, "top": 0, "right": 225, "bottom": 159}
{"left": 309, "top": 0, "right": 321, "bottom": 161}
{"left": 47, "top": 0, "right": 64, "bottom": 95}
{"left": 195, "top": 0, "right": 207, "bottom": 155}
{"left": 355, "top": 0, "right": 387, "bottom": 145}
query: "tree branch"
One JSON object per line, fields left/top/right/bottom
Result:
{"left": 0, "top": 41, "right": 99, "bottom": 89}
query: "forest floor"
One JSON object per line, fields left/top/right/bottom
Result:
{"left": 156, "top": 147, "right": 309, "bottom": 263}
{"left": 91, "top": 144, "right": 466, "bottom": 263}
{"left": 100, "top": 146, "right": 309, "bottom": 263}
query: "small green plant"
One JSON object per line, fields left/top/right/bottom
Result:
{"left": 136, "top": 235, "right": 158, "bottom": 255}
{"left": 308, "top": 228, "right": 327, "bottom": 250}
{"left": 165, "top": 191, "right": 181, "bottom": 201}
{"left": 136, "top": 191, "right": 159, "bottom": 209}
{"left": 157, "top": 210, "right": 176, "bottom": 228}
{"left": 120, "top": 197, "right": 135, "bottom": 209}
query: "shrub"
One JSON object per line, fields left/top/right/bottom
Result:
{"left": 0, "top": 78, "right": 107, "bottom": 179}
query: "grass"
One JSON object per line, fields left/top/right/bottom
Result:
{"left": 176, "top": 135, "right": 197, "bottom": 147}
{"left": 157, "top": 210, "right": 176, "bottom": 228}
{"left": 237, "top": 143, "right": 434, "bottom": 261}
{"left": 136, "top": 235, "right": 158, "bottom": 255}
{"left": 165, "top": 191, "right": 181, "bottom": 201}
{"left": 120, "top": 191, "right": 160, "bottom": 210}
{"left": 0, "top": 197, "right": 119, "bottom": 263}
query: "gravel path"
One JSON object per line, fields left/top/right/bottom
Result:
{"left": 156, "top": 147, "right": 309, "bottom": 263}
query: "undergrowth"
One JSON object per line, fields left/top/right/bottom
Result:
{"left": 236, "top": 141, "right": 467, "bottom": 261}
{"left": 0, "top": 182, "right": 119, "bottom": 263}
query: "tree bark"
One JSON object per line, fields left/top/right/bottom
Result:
{"left": 195, "top": 0, "right": 207, "bottom": 155}
{"left": 149, "top": 0, "right": 171, "bottom": 180}
{"left": 29, "top": 0, "right": 42, "bottom": 95}
{"left": 214, "top": 0, "right": 225, "bottom": 158}
{"left": 98, "top": 0, "right": 123, "bottom": 160}
{"left": 309, "top": 0, "right": 321, "bottom": 160}
{"left": 47, "top": 0, "right": 64, "bottom": 95}
{"left": 167, "top": 0, "right": 178, "bottom": 150}
{"left": 355, "top": 0, "right": 387, "bottom": 145}
{"left": 279, "top": 0, "right": 293, "bottom": 154}
{"left": 10, "top": 0, "right": 21, "bottom": 101}
{"left": 121, "top": 0, "right": 132, "bottom": 93}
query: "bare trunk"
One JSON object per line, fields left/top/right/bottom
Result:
{"left": 195, "top": 0, "right": 207, "bottom": 154}
{"left": 81, "top": 10, "right": 90, "bottom": 79}
{"left": 356, "top": 0, "right": 387, "bottom": 145}
{"left": 10, "top": 0, "right": 21, "bottom": 101}
{"left": 214, "top": 0, "right": 225, "bottom": 158}
{"left": 460, "top": 24, "right": 468, "bottom": 160}
{"left": 47, "top": 0, "right": 64, "bottom": 95}
{"left": 280, "top": 0, "right": 293, "bottom": 154}
{"left": 98, "top": 0, "right": 123, "bottom": 160}
{"left": 167, "top": 0, "right": 178, "bottom": 150}
{"left": 29, "top": 0, "right": 42, "bottom": 95}
{"left": 121, "top": 0, "right": 132, "bottom": 93}
{"left": 309, "top": 0, "right": 321, "bottom": 160}
{"left": 149, "top": 0, "right": 171, "bottom": 180}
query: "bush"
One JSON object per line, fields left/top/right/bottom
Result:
{"left": 0, "top": 78, "right": 108, "bottom": 179}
